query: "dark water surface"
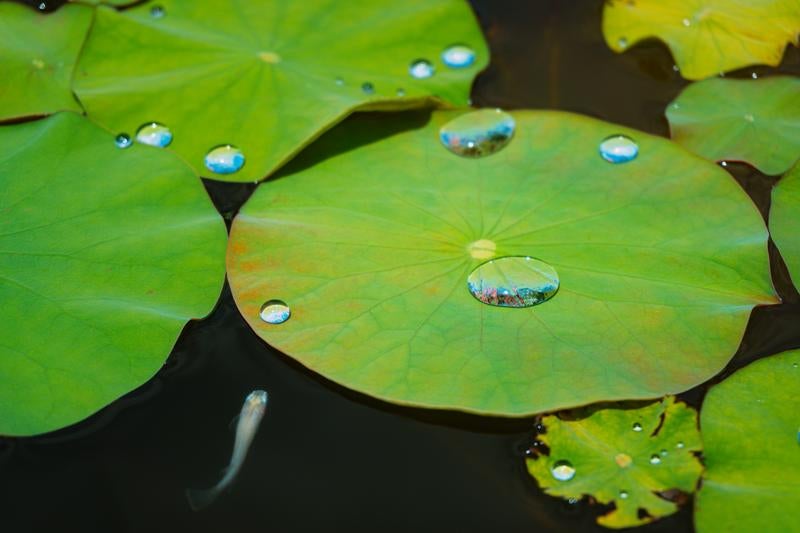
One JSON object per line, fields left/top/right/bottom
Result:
{"left": 3, "top": 1, "right": 800, "bottom": 532}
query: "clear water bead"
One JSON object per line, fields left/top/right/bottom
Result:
{"left": 467, "top": 256, "right": 559, "bottom": 308}
{"left": 361, "top": 82, "right": 375, "bottom": 95}
{"left": 649, "top": 454, "right": 662, "bottom": 465}
{"left": 409, "top": 59, "right": 434, "bottom": 79}
{"left": 114, "top": 133, "right": 132, "bottom": 149}
{"left": 259, "top": 300, "right": 291, "bottom": 325}
{"left": 135, "top": 122, "right": 172, "bottom": 147}
{"left": 439, "top": 109, "right": 516, "bottom": 158}
{"left": 632, "top": 422, "right": 643, "bottom": 432}
{"left": 204, "top": 145, "right": 245, "bottom": 174}
{"left": 442, "top": 44, "right": 476, "bottom": 68}
{"left": 551, "top": 460, "right": 576, "bottom": 481}
{"left": 150, "top": 5, "right": 165, "bottom": 18}
{"left": 599, "top": 135, "right": 639, "bottom": 164}
{"left": 619, "top": 490, "right": 629, "bottom": 499}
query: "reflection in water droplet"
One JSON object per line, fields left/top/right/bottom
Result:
{"left": 619, "top": 490, "right": 629, "bottom": 499}
{"left": 150, "top": 5, "right": 165, "bottom": 18}
{"left": 618, "top": 37, "right": 628, "bottom": 48}
{"left": 439, "top": 109, "right": 516, "bottom": 158}
{"left": 599, "top": 135, "right": 639, "bottom": 164}
{"left": 335, "top": 77, "right": 344, "bottom": 86}
{"left": 396, "top": 88, "right": 406, "bottom": 97}
{"left": 409, "top": 59, "right": 434, "bottom": 79}
{"left": 676, "top": 441, "right": 685, "bottom": 449}
{"left": 615, "top": 453, "right": 633, "bottom": 468}
{"left": 442, "top": 44, "right": 476, "bottom": 68}
{"left": 361, "top": 82, "right": 375, "bottom": 95}
{"left": 259, "top": 300, "right": 291, "bottom": 325}
{"left": 467, "top": 256, "right": 559, "bottom": 308}
{"left": 135, "top": 122, "right": 172, "bottom": 147}
{"left": 115, "top": 133, "right": 132, "bottom": 149}
{"left": 650, "top": 454, "right": 662, "bottom": 465}
{"left": 204, "top": 145, "right": 245, "bottom": 174}
{"left": 632, "top": 422, "right": 643, "bottom": 432}
{"left": 551, "top": 460, "right": 576, "bottom": 481}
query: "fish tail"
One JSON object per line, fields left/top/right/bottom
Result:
{"left": 185, "top": 487, "right": 221, "bottom": 511}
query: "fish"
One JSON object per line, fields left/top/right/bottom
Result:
{"left": 186, "top": 389, "right": 269, "bottom": 510}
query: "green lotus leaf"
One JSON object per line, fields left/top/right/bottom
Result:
{"left": 0, "top": 112, "right": 227, "bottom": 436}
{"left": 666, "top": 77, "right": 800, "bottom": 176}
{"left": 770, "top": 162, "right": 800, "bottom": 286}
{"left": 602, "top": 0, "right": 800, "bottom": 80}
{"left": 73, "top": 0, "right": 487, "bottom": 183}
{"left": 695, "top": 349, "right": 800, "bottom": 533}
{"left": 227, "top": 109, "right": 777, "bottom": 415}
{"left": 526, "top": 397, "right": 702, "bottom": 529}
{"left": 0, "top": 2, "right": 90, "bottom": 121}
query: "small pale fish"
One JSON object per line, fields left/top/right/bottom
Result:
{"left": 186, "top": 389, "right": 269, "bottom": 510}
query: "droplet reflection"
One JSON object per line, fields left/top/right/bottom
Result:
{"left": 259, "top": 300, "right": 291, "bottom": 325}
{"left": 467, "top": 256, "right": 559, "bottom": 308}
{"left": 439, "top": 109, "right": 516, "bottom": 158}
{"left": 551, "top": 460, "right": 576, "bottom": 481}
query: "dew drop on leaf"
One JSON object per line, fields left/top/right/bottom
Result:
{"left": 114, "top": 133, "right": 132, "bottom": 149}
{"left": 442, "top": 44, "right": 476, "bottom": 68}
{"left": 439, "top": 109, "right": 516, "bottom": 158}
{"left": 204, "top": 145, "right": 245, "bottom": 174}
{"left": 599, "top": 135, "right": 639, "bottom": 163}
{"left": 551, "top": 460, "right": 576, "bottom": 481}
{"left": 467, "top": 256, "right": 559, "bottom": 308}
{"left": 259, "top": 300, "right": 291, "bottom": 325}
{"left": 409, "top": 59, "right": 435, "bottom": 79}
{"left": 135, "top": 122, "right": 172, "bottom": 147}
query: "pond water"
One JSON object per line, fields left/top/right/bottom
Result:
{"left": 3, "top": 1, "right": 800, "bottom": 532}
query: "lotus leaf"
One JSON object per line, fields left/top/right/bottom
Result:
{"left": 227, "top": 110, "right": 777, "bottom": 415}
{"left": 0, "top": 2, "right": 90, "bottom": 121}
{"left": 73, "top": 0, "right": 487, "bottom": 183}
{"left": 526, "top": 397, "right": 702, "bottom": 528}
{"left": 0, "top": 112, "right": 227, "bottom": 436}
{"left": 602, "top": 0, "right": 800, "bottom": 80}
{"left": 695, "top": 349, "right": 800, "bottom": 533}
{"left": 770, "top": 162, "right": 800, "bottom": 286}
{"left": 667, "top": 77, "right": 800, "bottom": 175}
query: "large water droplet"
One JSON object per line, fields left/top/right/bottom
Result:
{"left": 551, "top": 460, "right": 576, "bottom": 481}
{"left": 150, "top": 5, "right": 165, "bottom": 18}
{"left": 115, "top": 133, "right": 132, "bottom": 149}
{"left": 259, "top": 300, "right": 290, "bottom": 325}
{"left": 409, "top": 59, "right": 434, "bottom": 79}
{"left": 599, "top": 135, "right": 639, "bottom": 164}
{"left": 135, "top": 122, "right": 172, "bottom": 147}
{"left": 650, "top": 454, "right": 662, "bottom": 465}
{"left": 467, "top": 256, "right": 559, "bottom": 308}
{"left": 204, "top": 145, "right": 245, "bottom": 174}
{"left": 632, "top": 422, "right": 643, "bottom": 432}
{"left": 439, "top": 109, "right": 516, "bottom": 158}
{"left": 361, "top": 82, "right": 375, "bottom": 95}
{"left": 442, "top": 44, "right": 476, "bottom": 68}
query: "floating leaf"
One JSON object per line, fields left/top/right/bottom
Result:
{"left": 526, "top": 397, "right": 702, "bottom": 528}
{"left": 695, "top": 349, "right": 800, "bottom": 533}
{"left": 73, "top": 0, "right": 487, "bottom": 182}
{"left": 0, "top": 2, "right": 90, "bottom": 121}
{"left": 227, "top": 110, "right": 776, "bottom": 415}
{"left": 602, "top": 0, "right": 800, "bottom": 80}
{"left": 770, "top": 162, "right": 800, "bottom": 286}
{"left": 666, "top": 77, "right": 800, "bottom": 175}
{"left": 0, "top": 113, "right": 227, "bottom": 436}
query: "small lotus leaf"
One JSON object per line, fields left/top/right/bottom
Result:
{"left": 73, "top": 0, "right": 487, "bottom": 182}
{"left": 0, "top": 2, "right": 90, "bottom": 121}
{"left": 770, "top": 162, "right": 800, "bottom": 286}
{"left": 0, "top": 113, "right": 227, "bottom": 436}
{"left": 526, "top": 397, "right": 702, "bottom": 528}
{"left": 602, "top": 0, "right": 800, "bottom": 80}
{"left": 227, "top": 110, "right": 776, "bottom": 415}
{"left": 667, "top": 77, "right": 800, "bottom": 175}
{"left": 695, "top": 349, "right": 800, "bottom": 533}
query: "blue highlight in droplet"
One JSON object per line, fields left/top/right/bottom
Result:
{"left": 599, "top": 135, "right": 639, "bottom": 164}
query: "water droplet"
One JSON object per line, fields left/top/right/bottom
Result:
{"left": 744, "top": 113, "right": 755, "bottom": 123}
{"left": 259, "top": 300, "right": 291, "bottom": 325}
{"left": 439, "top": 109, "right": 516, "bottom": 158}
{"left": 37, "top": 2, "right": 46, "bottom": 10}
{"left": 115, "top": 133, "right": 132, "bottom": 149}
{"left": 720, "top": 161, "right": 728, "bottom": 167}
{"left": 751, "top": 72, "right": 759, "bottom": 79}
{"left": 792, "top": 362, "right": 798, "bottom": 368}
{"left": 632, "top": 422, "right": 643, "bottom": 432}
{"left": 671, "top": 102, "right": 680, "bottom": 110}
{"left": 135, "top": 122, "right": 172, "bottom": 148}
{"left": 150, "top": 5, "right": 165, "bottom": 18}
{"left": 335, "top": 77, "right": 344, "bottom": 86}
{"left": 442, "top": 44, "right": 476, "bottom": 68}
{"left": 682, "top": 18, "right": 691, "bottom": 27}
{"left": 31, "top": 58, "right": 45, "bottom": 70}
{"left": 619, "top": 490, "right": 629, "bottom": 499}
{"left": 396, "top": 88, "right": 406, "bottom": 97}
{"left": 409, "top": 59, "right": 435, "bottom": 79}
{"left": 618, "top": 37, "right": 628, "bottom": 48}
{"left": 615, "top": 453, "right": 633, "bottom": 468}
{"left": 467, "top": 256, "right": 559, "bottom": 308}
{"left": 650, "top": 454, "right": 662, "bottom": 465}
{"left": 719, "top": 71, "right": 726, "bottom": 77}
{"left": 361, "top": 82, "right": 375, "bottom": 95}
{"left": 676, "top": 441, "right": 685, "bottom": 449}
{"left": 258, "top": 51, "right": 280, "bottom": 63}
{"left": 599, "top": 135, "right": 639, "bottom": 164}
{"left": 551, "top": 460, "right": 576, "bottom": 481}
{"left": 660, "top": 449, "right": 668, "bottom": 457}
{"left": 672, "top": 64, "right": 680, "bottom": 72}
{"left": 204, "top": 145, "right": 245, "bottom": 174}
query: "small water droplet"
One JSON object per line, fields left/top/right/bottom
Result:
{"left": 204, "top": 145, "right": 245, "bottom": 174}
{"left": 150, "top": 5, "right": 165, "bottom": 18}
{"left": 114, "top": 133, "right": 132, "bottom": 149}
{"left": 676, "top": 441, "right": 685, "bottom": 449}
{"left": 258, "top": 51, "right": 280, "bottom": 63}
{"left": 720, "top": 161, "right": 728, "bottom": 167}
{"left": 650, "top": 454, "right": 662, "bottom": 465}
{"left": 719, "top": 71, "right": 726, "bottom": 77}
{"left": 682, "top": 18, "right": 691, "bottom": 26}
{"left": 442, "top": 44, "right": 476, "bottom": 68}
{"left": 599, "top": 135, "right": 639, "bottom": 164}
{"left": 672, "top": 64, "right": 680, "bottom": 72}
{"left": 752, "top": 72, "right": 759, "bottom": 79}
{"left": 135, "top": 122, "right": 172, "bottom": 147}
{"left": 671, "top": 102, "right": 680, "bottom": 110}
{"left": 467, "top": 256, "right": 559, "bottom": 308}
{"left": 37, "top": 2, "right": 46, "bottom": 10}
{"left": 792, "top": 362, "right": 798, "bottom": 368}
{"left": 335, "top": 77, "right": 344, "bottom": 86}
{"left": 615, "top": 453, "right": 633, "bottom": 468}
{"left": 31, "top": 58, "right": 45, "bottom": 70}
{"left": 660, "top": 449, "right": 668, "bottom": 457}
{"left": 566, "top": 497, "right": 579, "bottom": 505}
{"left": 409, "top": 59, "right": 435, "bottom": 79}
{"left": 618, "top": 37, "right": 628, "bottom": 49}
{"left": 259, "top": 300, "right": 291, "bottom": 325}
{"left": 551, "top": 460, "right": 576, "bottom": 481}
{"left": 439, "top": 109, "right": 516, "bottom": 158}
{"left": 396, "top": 88, "right": 406, "bottom": 97}
{"left": 744, "top": 113, "right": 755, "bottom": 123}
{"left": 619, "top": 490, "right": 629, "bottom": 499}
{"left": 361, "top": 82, "right": 375, "bottom": 95}
{"left": 632, "top": 422, "right": 643, "bottom": 432}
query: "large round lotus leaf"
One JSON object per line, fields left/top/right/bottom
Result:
{"left": 227, "top": 110, "right": 777, "bottom": 415}
{"left": 0, "top": 2, "right": 90, "bottom": 121}
{"left": 695, "top": 349, "right": 800, "bottom": 533}
{"left": 526, "top": 397, "right": 702, "bottom": 529}
{"left": 770, "top": 162, "right": 800, "bottom": 286}
{"left": 0, "top": 112, "right": 227, "bottom": 436}
{"left": 602, "top": 0, "right": 800, "bottom": 80}
{"left": 667, "top": 77, "right": 800, "bottom": 176}
{"left": 73, "top": 0, "right": 487, "bottom": 183}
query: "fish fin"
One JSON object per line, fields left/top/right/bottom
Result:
{"left": 186, "top": 487, "right": 220, "bottom": 511}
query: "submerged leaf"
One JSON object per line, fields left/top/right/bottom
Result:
{"left": 227, "top": 110, "right": 776, "bottom": 416}
{"left": 73, "top": 0, "right": 487, "bottom": 182}
{"left": 0, "top": 113, "right": 227, "bottom": 436}
{"left": 602, "top": 0, "right": 800, "bottom": 80}
{"left": 770, "top": 162, "right": 800, "bottom": 286}
{"left": 526, "top": 397, "right": 702, "bottom": 528}
{"left": 667, "top": 77, "right": 800, "bottom": 175}
{"left": 695, "top": 349, "right": 800, "bottom": 533}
